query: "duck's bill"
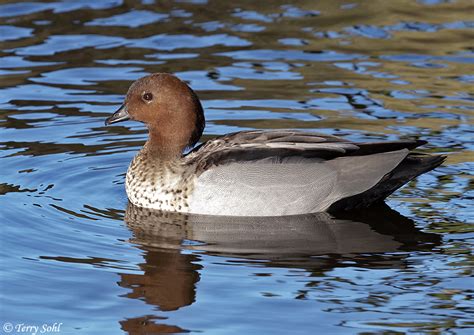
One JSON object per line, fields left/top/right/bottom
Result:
{"left": 105, "top": 104, "right": 130, "bottom": 125}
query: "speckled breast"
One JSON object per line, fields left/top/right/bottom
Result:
{"left": 125, "top": 154, "right": 195, "bottom": 212}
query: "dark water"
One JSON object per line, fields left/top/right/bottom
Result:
{"left": 1, "top": 1, "right": 473, "bottom": 334}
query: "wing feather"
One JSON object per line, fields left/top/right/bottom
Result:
{"left": 185, "top": 130, "right": 424, "bottom": 173}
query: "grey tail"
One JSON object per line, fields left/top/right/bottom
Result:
{"left": 328, "top": 153, "right": 446, "bottom": 213}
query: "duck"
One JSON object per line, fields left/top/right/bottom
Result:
{"left": 105, "top": 73, "right": 446, "bottom": 216}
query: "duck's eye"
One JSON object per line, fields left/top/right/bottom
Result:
{"left": 143, "top": 92, "right": 153, "bottom": 101}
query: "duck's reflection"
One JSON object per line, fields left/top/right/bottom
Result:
{"left": 119, "top": 204, "right": 440, "bottom": 333}
{"left": 124, "top": 203, "right": 440, "bottom": 257}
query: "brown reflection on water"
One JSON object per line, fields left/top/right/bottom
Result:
{"left": 120, "top": 315, "right": 189, "bottom": 334}
{"left": 120, "top": 248, "right": 201, "bottom": 312}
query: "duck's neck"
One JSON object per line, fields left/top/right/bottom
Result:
{"left": 146, "top": 126, "right": 187, "bottom": 162}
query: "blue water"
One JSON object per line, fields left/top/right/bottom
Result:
{"left": 0, "top": 1, "right": 473, "bottom": 334}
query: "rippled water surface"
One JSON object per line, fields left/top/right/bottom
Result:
{"left": 1, "top": 1, "right": 473, "bottom": 334}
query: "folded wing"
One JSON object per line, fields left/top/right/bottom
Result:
{"left": 184, "top": 130, "right": 429, "bottom": 216}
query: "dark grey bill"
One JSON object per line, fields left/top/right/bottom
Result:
{"left": 105, "top": 104, "right": 130, "bottom": 125}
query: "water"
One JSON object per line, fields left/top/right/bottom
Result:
{"left": 0, "top": 1, "right": 473, "bottom": 334}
